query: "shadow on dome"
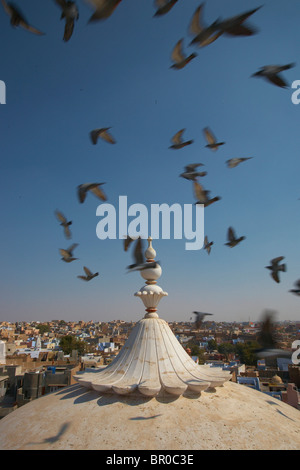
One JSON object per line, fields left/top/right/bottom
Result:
{"left": 96, "top": 393, "right": 153, "bottom": 407}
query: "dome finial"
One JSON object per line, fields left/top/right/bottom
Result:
{"left": 145, "top": 236, "right": 156, "bottom": 261}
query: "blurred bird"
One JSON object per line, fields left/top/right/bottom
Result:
{"left": 193, "top": 181, "right": 221, "bottom": 207}
{"left": 226, "top": 157, "right": 253, "bottom": 168}
{"left": 193, "top": 311, "right": 213, "bottom": 329}
{"left": 60, "top": 243, "right": 78, "bottom": 262}
{"left": 203, "top": 127, "right": 225, "bottom": 151}
{"left": 85, "top": 0, "right": 122, "bottom": 22}
{"left": 189, "top": 4, "right": 222, "bottom": 47}
{"left": 265, "top": 257, "right": 286, "bottom": 283}
{"left": 251, "top": 63, "right": 295, "bottom": 88}
{"left": 54, "top": 0, "right": 79, "bottom": 42}
{"left": 255, "top": 310, "right": 291, "bottom": 359}
{"left": 216, "top": 6, "right": 262, "bottom": 36}
{"left": 225, "top": 227, "right": 245, "bottom": 247}
{"left": 1, "top": 0, "right": 45, "bottom": 35}
{"left": 180, "top": 170, "right": 207, "bottom": 181}
{"left": 180, "top": 163, "right": 206, "bottom": 181}
{"left": 78, "top": 183, "right": 107, "bottom": 203}
{"left": 169, "top": 129, "right": 193, "bottom": 149}
{"left": 289, "top": 279, "right": 300, "bottom": 296}
{"left": 185, "top": 163, "right": 204, "bottom": 172}
{"left": 55, "top": 210, "right": 72, "bottom": 239}
{"left": 153, "top": 0, "right": 178, "bottom": 17}
{"left": 77, "top": 266, "right": 99, "bottom": 281}
{"left": 127, "top": 237, "right": 159, "bottom": 272}
{"left": 170, "top": 39, "right": 197, "bottom": 70}
{"left": 203, "top": 235, "right": 213, "bottom": 254}
{"left": 90, "top": 127, "right": 116, "bottom": 145}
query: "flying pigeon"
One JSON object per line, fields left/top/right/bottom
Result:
{"left": 265, "top": 257, "right": 286, "bottom": 283}
{"left": 189, "top": 4, "right": 222, "bottom": 47}
{"left": 203, "top": 127, "right": 225, "bottom": 151}
{"left": 225, "top": 227, "right": 245, "bottom": 247}
{"left": 77, "top": 183, "right": 107, "bottom": 203}
{"left": 193, "top": 181, "right": 221, "bottom": 207}
{"left": 54, "top": 0, "right": 79, "bottom": 42}
{"left": 180, "top": 163, "right": 206, "bottom": 181}
{"left": 170, "top": 39, "right": 197, "bottom": 70}
{"left": 1, "top": 0, "right": 45, "bottom": 34}
{"left": 226, "top": 157, "right": 253, "bottom": 168}
{"left": 126, "top": 237, "right": 159, "bottom": 272}
{"left": 180, "top": 170, "right": 207, "bottom": 181}
{"left": 289, "top": 279, "right": 300, "bottom": 296}
{"left": 85, "top": 0, "right": 122, "bottom": 22}
{"left": 60, "top": 243, "right": 78, "bottom": 262}
{"left": 55, "top": 210, "right": 72, "bottom": 239}
{"left": 77, "top": 266, "right": 99, "bottom": 281}
{"left": 203, "top": 235, "right": 213, "bottom": 254}
{"left": 169, "top": 129, "right": 194, "bottom": 149}
{"left": 251, "top": 63, "right": 295, "bottom": 88}
{"left": 153, "top": 0, "right": 178, "bottom": 17}
{"left": 216, "top": 6, "right": 262, "bottom": 36}
{"left": 255, "top": 310, "right": 291, "bottom": 359}
{"left": 193, "top": 311, "right": 213, "bottom": 329}
{"left": 90, "top": 127, "right": 116, "bottom": 145}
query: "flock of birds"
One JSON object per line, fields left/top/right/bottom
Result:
{"left": 2, "top": 1, "right": 300, "bottom": 317}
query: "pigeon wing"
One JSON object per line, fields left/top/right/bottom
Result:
{"left": 203, "top": 127, "right": 216, "bottom": 145}
{"left": 171, "top": 39, "right": 185, "bottom": 63}
{"left": 83, "top": 266, "right": 93, "bottom": 276}
{"left": 171, "top": 129, "right": 184, "bottom": 145}
{"left": 89, "top": 185, "right": 107, "bottom": 201}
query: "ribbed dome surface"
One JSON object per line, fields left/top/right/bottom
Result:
{"left": 74, "top": 317, "right": 230, "bottom": 396}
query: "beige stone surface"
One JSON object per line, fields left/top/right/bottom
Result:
{"left": 0, "top": 381, "right": 299, "bottom": 450}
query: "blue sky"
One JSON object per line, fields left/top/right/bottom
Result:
{"left": 1, "top": 0, "right": 300, "bottom": 323}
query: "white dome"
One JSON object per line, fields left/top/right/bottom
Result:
{"left": 0, "top": 381, "right": 299, "bottom": 450}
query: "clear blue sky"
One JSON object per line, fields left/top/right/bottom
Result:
{"left": 1, "top": 0, "right": 300, "bottom": 323}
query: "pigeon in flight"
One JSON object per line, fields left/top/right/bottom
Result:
{"left": 169, "top": 129, "right": 194, "bottom": 149}
{"left": 55, "top": 210, "right": 72, "bottom": 239}
{"left": 60, "top": 243, "right": 78, "bottom": 262}
{"left": 85, "top": 0, "right": 122, "bottom": 22}
{"left": 77, "top": 266, "right": 99, "bottom": 281}
{"left": 180, "top": 170, "right": 207, "bottom": 181}
{"left": 54, "top": 0, "right": 79, "bottom": 42}
{"left": 193, "top": 311, "right": 213, "bottom": 329}
{"left": 226, "top": 157, "right": 253, "bottom": 168}
{"left": 203, "top": 235, "right": 213, "bottom": 254}
{"left": 225, "top": 227, "right": 245, "bottom": 247}
{"left": 193, "top": 181, "right": 221, "bottom": 207}
{"left": 255, "top": 310, "right": 291, "bottom": 359}
{"left": 170, "top": 39, "right": 197, "bottom": 70}
{"left": 78, "top": 183, "right": 107, "bottom": 203}
{"left": 1, "top": 0, "right": 45, "bottom": 35}
{"left": 180, "top": 163, "right": 206, "bottom": 181}
{"left": 216, "top": 6, "right": 262, "bottom": 37}
{"left": 265, "top": 257, "right": 286, "bottom": 283}
{"left": 203, "top": 127, "right": 225, "bottom": 151}
{"left": 90, "top": 127, "right": 116, "bottom": 145}
{"left": 153, "top": 0, "right": 178, "bottom": 17}
{"left": 289, "top": 279, "right": 300, "bottom": 296}
{"left": 127, "top": 237, "right": 159, "bottom": 272}
{"left": 189, "top": 4, "right": 222, "bottom": 47}
{"left": 251, "top": 63, "right": 295, "bottom": 88}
